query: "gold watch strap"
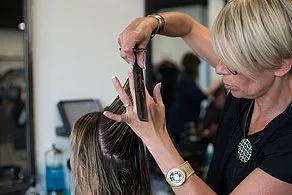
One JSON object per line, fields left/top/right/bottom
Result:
{"left": 177, "top": 161, "right": 195, "bottom": 179}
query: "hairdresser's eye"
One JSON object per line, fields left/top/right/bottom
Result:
{"left": 227, "top": 66, "right": 238, "bottom": 75}
{"left": 218, "top": 60, "right": 238, "bottom": 75}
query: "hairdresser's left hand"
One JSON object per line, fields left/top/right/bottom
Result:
{"left": 104, "top": 67, "right": 186, "bottom": 175}
{"left": 103, "top": 67, "right": 168, "bottom": 147}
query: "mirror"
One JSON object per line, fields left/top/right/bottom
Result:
{"left": 0, "top": 0, "right": 35, "bottom": 193}
{"left": 145, "top": 0, "right": 227, "bottom": 193}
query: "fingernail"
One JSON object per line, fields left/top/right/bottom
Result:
{"left": 159, "top": 82, "right": 162, "bottom": 88}
{"left": 111, "top": 76, "right": 117, "bottom": 82}
{"left": 129, "top": 61, "right": 134, "bottom": 66}
{"left": 102, "top": 111, "right": 108, "bottom": 117}
{"left": 128, "top": 66, "right": 133, "bottom": 71}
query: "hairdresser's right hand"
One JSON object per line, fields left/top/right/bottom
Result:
{"left": 103, "top": 67, "right": 168, "bottom": 147}
{"left": 118, "top": 17, "right": 157, "bottom": 68}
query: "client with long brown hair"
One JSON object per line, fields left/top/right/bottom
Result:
{"left": 70, "top": 79, "right": 151, "bottom": 195}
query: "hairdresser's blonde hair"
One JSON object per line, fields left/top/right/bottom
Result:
{"left": 70, "top": 80, "right": 151, "bottom": 195}
{"left": 211, "top": 0, "right": 292, "bottom": 79}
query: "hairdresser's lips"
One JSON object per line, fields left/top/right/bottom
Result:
{"left": 224, "top": 83, "right": 233, "bottom": 90}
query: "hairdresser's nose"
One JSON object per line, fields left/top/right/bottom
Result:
{"left": 215, "top": 60, "right": 232, "bottom": 75}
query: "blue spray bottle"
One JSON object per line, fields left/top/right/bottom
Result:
{"left": 205, "top": 143, "right": 214, "bottom": 175}
{"left": 45, "top": 144, "right": 65, "bottom": 195}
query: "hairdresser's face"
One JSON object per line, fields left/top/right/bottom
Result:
{"left": 215, "top": 61, "right": 275, "bottom": 99}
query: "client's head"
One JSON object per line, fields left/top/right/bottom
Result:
{"left": 181, "top": 52, "right": 201, "bottom": 79}
{"left": 70, "top": 79, "right": 151, "bottom": 195}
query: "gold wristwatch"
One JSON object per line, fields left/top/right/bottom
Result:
{"left": 165, "top": 161, "right": 195, "bottom": 187}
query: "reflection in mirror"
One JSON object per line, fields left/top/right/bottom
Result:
{"left": 145, "top": 1, "right": 227, "bottom": 194}
{"left": 149, "top": 2, "right": 209, "bottom": 178}
{"left": 152, "top": 5, "right": 207, "bottom": 66}
{"left": 0, "top": 0, "right": 32, "bottom": 193}
{"left": 151, "top": 4, "right": 210, "bottom": 108}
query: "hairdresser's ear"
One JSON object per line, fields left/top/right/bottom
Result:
{"left": 274, "top": 58, "right": 292, "bottom": 76}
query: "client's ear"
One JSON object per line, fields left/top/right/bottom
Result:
{"left": 79, "top": 166, "right": 85, "bottom": 178}
{"left": 274, "top": 58, "right": 292, "bottom": 76}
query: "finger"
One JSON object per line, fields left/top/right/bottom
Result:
{"left": 103, "top": 111, "right": 127, "bottom": 123}
{"left": 121, "top": 47, "right": 136, "bottom": 66}
{"left": 118, "top": 30, "right": 138, "bottom": 65}
{"left": 119, "top": 33, "right": 148, "bottom": 68}
{"left": 111, "top": 76, "right": 132, "bottom": 107}
{"left": 135, "top": 51, "right": 145, "bottom": 69}
{"left": 134, "top": 40, "right": 149, "bottom": 69}
{"left": 153, "top": 82, "right": 163, "bottom": 106}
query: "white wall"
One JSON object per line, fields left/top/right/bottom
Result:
{"left": 32, "top": 0, "right": 144, "bottom": 192}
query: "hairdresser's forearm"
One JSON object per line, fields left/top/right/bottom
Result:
{"left": 154, "top": 12, "right": 194, "bottom": 37}
{"left": 145, "top": 130, "right": 216, "bottom": 195}
{"left": 145, "top": 129, "right": 185, "bottom": 174}
{"left": 157, "top": 12, "right": 219, "bottom": 67}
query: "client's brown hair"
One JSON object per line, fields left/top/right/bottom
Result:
{"left": 181, "top": 52, "right": 200, "bottom": 79}
{"left": 70, "top": 79, "right": 151, "bottom": 195}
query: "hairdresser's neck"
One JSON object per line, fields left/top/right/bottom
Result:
{"left": 249, "top": 73, "right": 292, "bottom": 134}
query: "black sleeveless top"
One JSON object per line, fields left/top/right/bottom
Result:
{"left": 206, "top": 94, "right": 292, "bottom": 195}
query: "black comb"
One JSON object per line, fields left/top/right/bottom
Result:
{"left": 133, "top": 48, "right": 148, "bottom": 121}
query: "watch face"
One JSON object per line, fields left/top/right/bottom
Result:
{"left": 167, "top": 168, "right": 186, "bottom": 186}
